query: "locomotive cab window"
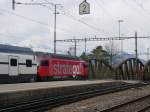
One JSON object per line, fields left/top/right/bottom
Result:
{"left": 83, "top": 63, "right": 88, "bottom": 68}
{"left": 10, "top": 59, "right": 17, "bottom": 66}
{"left": 40, "top": 60, "right": 49, "bottom": 66}
{"left": 26, "top": 60, "right": 32, "bottom": 67}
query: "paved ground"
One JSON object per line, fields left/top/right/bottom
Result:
{"left": 0, "top": 80, "right": 116, "bottom": 93}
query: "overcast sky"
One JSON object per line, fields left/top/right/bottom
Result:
{"left": 0, "top": 0, "right": 150, "bottom": 59}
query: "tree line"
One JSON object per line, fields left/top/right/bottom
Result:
{"left": 80, "top": 41, "right": 119, "bottom": 65}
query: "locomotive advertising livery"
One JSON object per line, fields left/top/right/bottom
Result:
{"left": 36, "top": 52, "right": 88, "bottom": 81}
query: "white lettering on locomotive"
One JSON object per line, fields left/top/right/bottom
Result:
{"left": 73, "top": 65, "right": 80, "bottom": 74}
{"left": 53, "top": 64, "right": 80, "bottom": 75}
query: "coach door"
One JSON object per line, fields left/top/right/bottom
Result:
{"left": 9, "top": 56, "right": 19, "bottom": 76}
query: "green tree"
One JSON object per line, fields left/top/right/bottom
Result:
{"left": 80, "top": 52, "right": 88, "bottom": 61}
{"left": 80, "top": 46, "right": 114, "bottom": 79}
{"left": 88, "top": 46, "right": 109, "bottom": 63}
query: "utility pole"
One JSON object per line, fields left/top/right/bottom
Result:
{"left": 135, "top": 32, "right": 138, "bottom": 79}
{"left": 54, "top": 4, "right": 60, "bottom": 54}
{"left": 54, "top": 4, "right": 57, "bottom": 54}
{"left": 118, "top": 20, "right": 124, "bottom": 55}
{"left": 110, "top": 40, "right": 113, "bottom": 66}
{"left": 12, "top": 0, "right": 15, "bottom": 10}
{"left": 85, "top": 38, "right": 87, "bottom": 55}
{"left": 147, "top": 48, "right": 150, "bottom": 60}
{"left": 74, "top": 38, "right": 77, "bottom": 56}
{"left": 135, "top": 32, "right": 138, "bottom": 62}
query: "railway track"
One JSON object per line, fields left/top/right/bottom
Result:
{"left": 0, "top": 83, "right": 147, "bottom": 112}
{"left": 101, "top": 90, "right": 150, "bottom": 112}
{"left": 138, "top": 105, "right": 150, "bottom": 112}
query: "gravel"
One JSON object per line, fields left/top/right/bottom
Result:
{"left": 48, "top": 85, "right": 150, "bottom": 112}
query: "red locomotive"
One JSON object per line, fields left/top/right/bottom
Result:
{"left": 36, "top": 52, "right": 88, "bottom": 81}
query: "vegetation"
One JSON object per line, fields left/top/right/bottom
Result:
{"left": 80, "top": 46, "right": 115, "bottom": 79}
{"left": 80, "top": 45, "right": 117, "bottom": 79}
{"left": 80, "top": 45, "right": 110, "bottom": 63}
{"left": 80, "top": 52, "right": 88, "bottom": 61}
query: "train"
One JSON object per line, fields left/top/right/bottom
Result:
{"left": 0, "top": 44, "right": 88, "bottom": 83}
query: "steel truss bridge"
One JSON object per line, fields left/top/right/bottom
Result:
{"left": 89, "top": 58, "right": 150, "bottom": 81}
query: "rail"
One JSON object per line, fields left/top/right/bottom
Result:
{"left": 101, "top": 91, "right": 150, "bottom": 112}
{"left": 0, "top": 83, "right": 146, "bottom": 112}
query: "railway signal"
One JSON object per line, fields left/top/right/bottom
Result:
{"left": 79, "top": 0, "right": 90, "bottom": 15}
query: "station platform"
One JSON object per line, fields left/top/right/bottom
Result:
{"left": 0, "top": 80, "right": 141, "bottom": 107}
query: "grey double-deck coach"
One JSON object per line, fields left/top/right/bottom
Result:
{"left": 0, "top": 44, "right": 37, "bottom": 83}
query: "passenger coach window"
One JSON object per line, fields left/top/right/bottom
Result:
{"left": 26, "top": 60, "right": 32, "bottom": 67}
{"left": 40, "top": 60, "right": 49, "bottom": 66}
{"left": 10, "top": 59, "right": 17, "bottom": 66}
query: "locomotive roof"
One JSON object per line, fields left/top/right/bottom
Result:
{"left": 50, "top": 53, "right": 80, "bottom": 60}
{"left": 35, "top": 52, "right": 80, "bottom": 60}
{"left": 0, "top": 44, "right": 34, "bottom": 55}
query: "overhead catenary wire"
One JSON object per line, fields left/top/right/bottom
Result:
{"left": 132, "top": 0, "right": 150, "bottom": 17}
{"left": 15, "top": 2, "right": 54, "bottom": 6}
{"left": 62, "top": 11, "right": 110, "bottom": 36}
{"left": 64, "top": 13, "right": 110, "bottom": 35}
{"left": 12, "top": 0, "right": 93, "bottom": 36}
{"left": 0, "top": 8, "right": 48, "bottom": 26}
{"left": 10, "top": 1, "right": 150, "bottom": 35}
{"left": 12, "top": 0, "right": 122, "bottom": 38}
{"left": 17, "top": 0, "right": 110, "bottom": 36}
{"left": 0, "top": 32, "right": 25, "bottom": 39}
{"left": 42, "top": 0, "right": 110, "bottom": 36}
{"left": 38, "top": 4, "right": 77, "bottom": 35}
{"left": 121, "top": 0, "right": 150, "bottom": 37}
{"left": 0, "top": 7, "right": 74, "bottom": 35}
{"left": 57, "top": 36, "right": 150, "bottom": 41}
{"left": 56, "top": 35, "right": 150, "bottom": 55}
{"left": 131, "top": 0, "right": 150, "bottom": 34}
{"left": 95, "top": 0, "right": 137, "bottom": 34}
{"left": 10, "top": 0, "right": 150, "bottom": 36}
{"left": 122, "top": 0, "right": 150, "bottom": 27}
{"left": 8, "top": 0, "right": 150, "bottom": 56}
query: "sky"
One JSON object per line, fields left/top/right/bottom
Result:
{"left": 0, "top": 0, "right": 150, "bottom": 60}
